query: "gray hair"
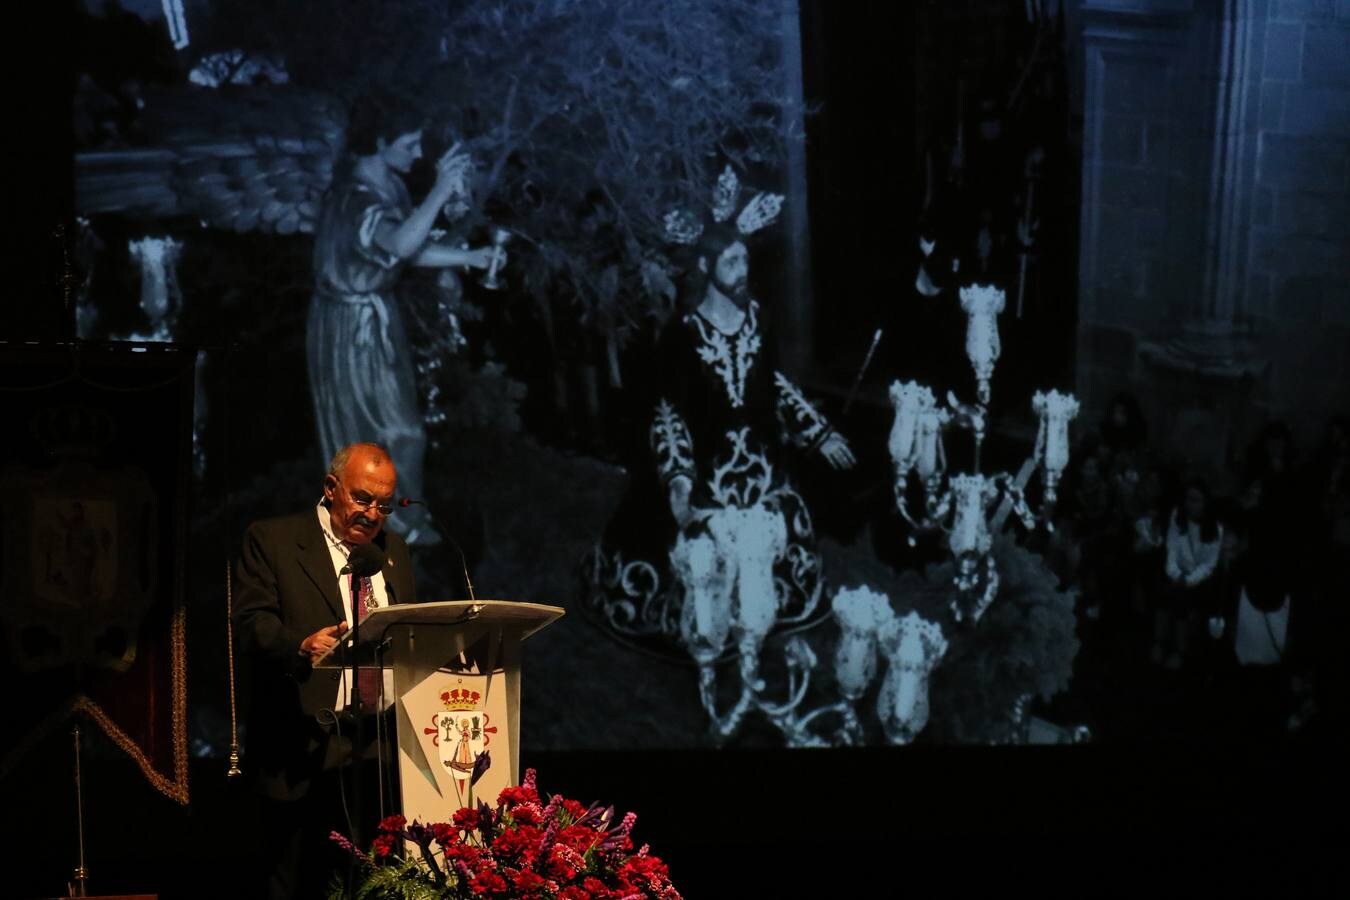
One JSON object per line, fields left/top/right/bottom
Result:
{"left": 326, "top": 442, "right": 392, "bottom": 478}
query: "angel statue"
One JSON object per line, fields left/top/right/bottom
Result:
{"left": 76, "top": 86, "right": 506, "bottom": 547}
{"left": 308, "top": 92, "right": 502, "bottom": 546}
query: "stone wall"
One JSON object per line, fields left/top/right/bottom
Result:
{"left": 1074, "top": 0, "right": 1349, "bottom": 473}
{"left": 1247, "top": 0, "right": 1350, "bottom": 441}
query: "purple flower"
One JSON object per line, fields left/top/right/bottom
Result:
{"left": 538, "top": 795, "right": 564, "bottom": 856}
{"left": 471, "top": 749, "right": 491, "bottom": 786}
{"left": 328, "top": 830, "right": 370, "bottom": 865}
{"left": 477, "top": 799, "right": 498, "bottom": 842}
{"left": 403, "top": 820, "right": 445, "bottom": 884}
{"left": 598, "top": 811, "right": 637, "bottom": 850}
{"left": 571, "top": 801, "right": 609, "bottom": 829}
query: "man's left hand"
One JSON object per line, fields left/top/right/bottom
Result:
{"left": 819, "top": 433, "right": 856, "bottom": 470}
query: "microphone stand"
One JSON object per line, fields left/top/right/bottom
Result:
{"left": 400, "top": 499, "right": 476, "bottom": 602}
{"left": 346, "top": 568, "right": 363, "bottom": 900}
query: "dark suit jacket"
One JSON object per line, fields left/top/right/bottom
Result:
{"left": 233, "top": 508, "right": 418, "bottom": 800}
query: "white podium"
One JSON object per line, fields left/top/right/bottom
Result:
{"left": 316, "top": 600, "right": 563, "bottom": 824}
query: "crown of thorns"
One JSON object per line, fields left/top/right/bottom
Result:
{"left": 662, "top": 165, "right": 784, "bottom": 246}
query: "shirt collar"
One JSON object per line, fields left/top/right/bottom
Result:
{"left": 316, "top": 501, "right": 350, "bottom": 556}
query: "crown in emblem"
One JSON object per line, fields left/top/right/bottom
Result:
{"left": 440, "top": 688, "right": 481, "bottom": 711}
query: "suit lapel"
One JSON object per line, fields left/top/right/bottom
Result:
{"left": 372, "top": 532, "right": 410, "bottom": 606}
{"left": 380, "top": 532, "right": 415, "bottom": 606}
{"left": 297, "top": 513, "right": 345, "bottom": 621}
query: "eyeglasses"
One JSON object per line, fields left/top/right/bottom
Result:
{"left": 336, "top": 479, "right": 395, "bottom": 517}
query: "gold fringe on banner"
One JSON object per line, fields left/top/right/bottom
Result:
{"left": 0, "top": 606, "right": 191, "bottom": 806}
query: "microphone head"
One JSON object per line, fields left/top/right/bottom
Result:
{"left": 399, "top": 497, "right": 421, "bottom": 508}
{"left": 347, "top": 541, "right": 386, "bottom": 577}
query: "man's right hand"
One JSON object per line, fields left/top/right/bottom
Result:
{"left": 299, "top": 622, "right": 348, "bottom": 665}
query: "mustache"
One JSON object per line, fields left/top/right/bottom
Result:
{"left": 353, "top": 515, "right": 380, "bottom": 529}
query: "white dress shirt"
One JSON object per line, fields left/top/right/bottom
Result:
{"left": 315, "top": 503, "right": 395, "bottom": 711}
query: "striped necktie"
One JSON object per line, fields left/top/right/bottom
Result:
{"left": 353, "top": 572, "right": 381, "bottom": 711}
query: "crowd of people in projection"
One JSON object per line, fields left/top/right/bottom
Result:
{"left": 1037, "top": 403, "right": 1349, "bottom": 742}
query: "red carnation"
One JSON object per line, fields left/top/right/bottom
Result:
{"left": 370, "top": 834, "right": 397, "bottom": 860}
{"left": 498, "top": 783, "right": 540, "bottom": 807}
{"left": 430, "top": 822, "right": 458, "bottom": 847}
{"left": 443, "top": 841, "right": 485, "bottom": 870}
{"left": 620, "top": 854, "right": 669, "bottom": 882}
{"left": 545, "top": 843, "right": 585, "bottom": 881}
{"left": 452, "top": 807, "right": 480, "bottom": 832}
{"left": 582, "top": 877, "right": 614, "bottom": 898}
{"left": 557, "top": 824, "right": 597, "bottom": 851}
{"left": 376, "top": 814, "right": 406, "bottom": 834}
{"left": 558, "top": 887, "right": 592, "bottom": 900}
{"left": 510, "top": 869, "right": 551, "bottom": 895}
{"left": 491, "top": 824, "right": 542, "bottom": 864}
{"left": 470, "top": 870, "right": 509, "bottom": 895}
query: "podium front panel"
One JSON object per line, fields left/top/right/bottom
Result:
{"left": 389, "top": 622, "right": 523, "bottom": 825}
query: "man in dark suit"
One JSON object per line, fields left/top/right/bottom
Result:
{"left": 234, "top": 442, "right": 419, "bottom": 899}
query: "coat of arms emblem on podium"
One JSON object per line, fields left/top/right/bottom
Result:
{"left": 427, "top": 686, "right": 496, "bottom": 781}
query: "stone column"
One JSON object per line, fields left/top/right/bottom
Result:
{"left": 1076, "top": 0, "right": 1269, "bottom": 479}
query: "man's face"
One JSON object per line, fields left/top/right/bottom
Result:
{"left": 324, "top": 452, "right": 398, "bottom": 545}
{"left": 712, "top": 241, "right": 750, "bottom": 306}
{"left": 379, "top": 130, "right": 423, "bottom": 174}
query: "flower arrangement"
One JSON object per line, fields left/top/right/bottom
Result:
{"left": 328, "top": 769, "right": 681, "bottom": 899}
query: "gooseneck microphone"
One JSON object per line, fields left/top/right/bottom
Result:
{"left": 398, "top": 498, "right": 477, "bottom": 602}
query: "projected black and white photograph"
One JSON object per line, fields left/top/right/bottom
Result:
{"left": 3, "top": 0, "right": 1347, "bottom": 895}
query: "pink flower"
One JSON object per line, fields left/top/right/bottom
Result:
{"left": 327, "top": 830, "right": 369, "bottom": 865}
{"left": 510, "top": 801, "right": 545, "bottom": 826}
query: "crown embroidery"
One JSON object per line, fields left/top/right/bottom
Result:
{"left": 439, "top": 688, "right": 482, "bottom": 711}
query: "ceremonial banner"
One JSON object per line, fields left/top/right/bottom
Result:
{"left": 0, "top": 344, "right": 193, "bottom": 804}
